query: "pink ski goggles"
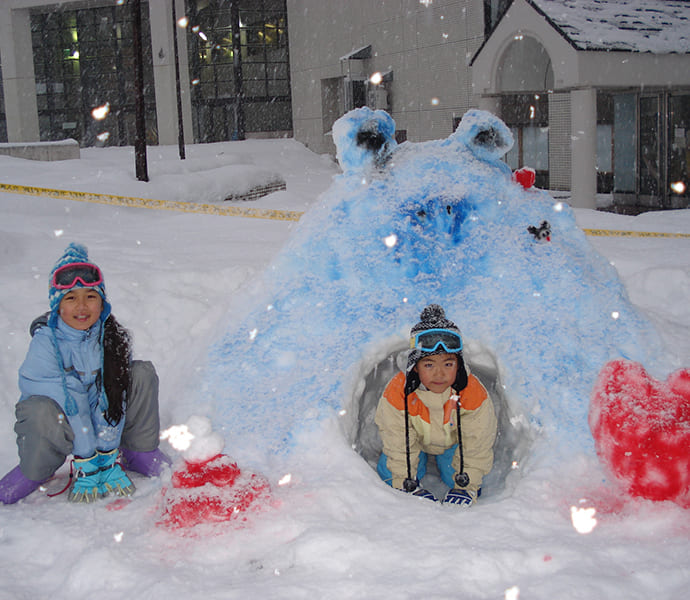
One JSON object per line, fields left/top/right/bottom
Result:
{"left": 51, "top": 262, "right": 104, "bottom": 290}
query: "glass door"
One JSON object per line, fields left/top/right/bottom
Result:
{"left": 639, "top": 95, "right": 663, "bottom": 206}
{"left": 613, "top": 94, "right": 636, "bottom": 194}
{"left": 668, "top": 93, "right": 690, "bottom": 207}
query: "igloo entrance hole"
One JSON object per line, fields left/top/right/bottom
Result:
{"left": 348, "top": 345, "right": 531, "bottom": 500}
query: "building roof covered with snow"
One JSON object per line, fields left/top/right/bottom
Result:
{"left": 470, "top": 0, "right": 690, "bottom": 211}
{"left": 529, "top": 0, "right": 690, "bottom": 53}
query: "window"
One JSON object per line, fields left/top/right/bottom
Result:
{"left": 668, "top": 93, "right": 690, "bottom": 201}
{"left": 596, "top": 93, "right": 614, "bottom": 193}
{"left": 30, "top": 4, "right": 156, "bottom": 146}
{"left": 612, "top": 92, "right": 689, "bottom": 210}
{"left": 321, "top": 77, "right": 343, "bottom": 134}
{"left": 613, "top": 94, "right": 636, "bottom": 194}
{"left": 186, "top": 0, "right": 291, "bottom": 142}
{"left": 639, "top": 95, "right": 661, "bottom": 197}
{"left": 501, "top": 94, "right": 549, "bottom": 187}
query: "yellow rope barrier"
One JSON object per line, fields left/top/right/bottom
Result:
{"left": 2, "top": 182, "right": 689, "bottom": 237}
{"left": 582, "top": 228, "right": 690, "bottom": 239}
{"left": 0, "top": 182, "right": 303, "bottom": 222}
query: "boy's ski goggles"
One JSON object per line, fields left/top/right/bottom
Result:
{"left": 51, "top": 262, "right": 104, "bottom": 290}
{"left": 411, "top": 328, "right": 463, "bottom": 353}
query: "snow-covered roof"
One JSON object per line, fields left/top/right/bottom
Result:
{"left": 528, "top": 0, "right": 690, "bottom": 53}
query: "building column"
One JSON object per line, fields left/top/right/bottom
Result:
{"left": 477, "top": 96, "right": 501, "bottom": 118}
{"left": 148, "top": 0, "right": 193, "bottom": 146}
{"left": 570, "top": 88, "right": 597, "bottom": 209}
{"left": 0, "top": 7, "right": 40, "bottom": 142}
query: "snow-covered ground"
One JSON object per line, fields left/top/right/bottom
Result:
{"left": 0, "top": 139, "right": 688, "bottom": 599}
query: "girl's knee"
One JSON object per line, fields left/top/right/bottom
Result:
{"left": 16, "top": 395, "right": 66, "bottom": 425}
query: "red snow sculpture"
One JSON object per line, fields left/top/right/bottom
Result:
{"left": 158, "top": 453, "right": 271, "bottom": 529}
{"left": 589, "top": 359, "right": 690, "bottom": 508}
{"left": 513, "top": 166, "right": 536, "bottom": 189}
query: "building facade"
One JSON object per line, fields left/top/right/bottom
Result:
{"left": 287, "top": 0, "right": 690, "bottom": 211}
{"left": 0, "top": 0, "right": 291, "bottom": 148}
{"left": 472, "top": 0, "right": 690, "bottom": 211}
{"left": 1, "top": 0, "right": 689, "bottom": 211}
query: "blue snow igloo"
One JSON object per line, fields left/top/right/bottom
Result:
{"left": 204, "top": 107, "right": 662, "bottom": 499}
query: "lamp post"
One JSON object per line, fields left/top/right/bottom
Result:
{"left": 172, "top": 0, "right": 186, "bottom": 160}
{"left": 132, "top": 0, "right": 149, "bottom": 181}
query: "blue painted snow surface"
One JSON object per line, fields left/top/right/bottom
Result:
{"left": 202, "top": 107, "right": 664, "bottom": 466}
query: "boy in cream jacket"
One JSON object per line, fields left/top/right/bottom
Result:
{"left": 375, "top": 304, "right": 497, "bottom": 506}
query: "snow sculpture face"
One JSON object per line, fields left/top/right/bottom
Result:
{"left": 204, "top": 107, "right": 663, "bottom": 491}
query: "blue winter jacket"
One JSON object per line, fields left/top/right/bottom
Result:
{"left": 18, "top": 317, "right": 124, "bottom": 458}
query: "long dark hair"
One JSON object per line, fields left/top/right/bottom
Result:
{"left": 102, "top": 314, "right": 132, "bottom": 425}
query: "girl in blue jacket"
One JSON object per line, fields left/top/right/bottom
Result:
{"left": 0, "top": 243, "right": 170, "bottom": 504}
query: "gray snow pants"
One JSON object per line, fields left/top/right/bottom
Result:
{"left": 15, "top": 360, "right": 161, "bottom": 481}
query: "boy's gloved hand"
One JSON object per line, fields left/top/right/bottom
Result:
{"left": 411, "top": 487, "right": 438, "bottom": 502}
{"left": 444, "top": 488, "right": 476, "bottom": 507}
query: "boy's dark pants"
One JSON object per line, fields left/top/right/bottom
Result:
{"left": 15, "top": 360, "right": 161, "bottom": 481}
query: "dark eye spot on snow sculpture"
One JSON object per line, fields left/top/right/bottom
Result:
{"left": 474, "top": 127, "right": 500, "bottom": 148}
{"left": 332, "top": 108, "right": 397, "bottom": 174}
{"left": 356, "top": 128, "right": 386, "bottom": 152}
{"left": 456, "top": 109, "right": 513, "bottom": 162}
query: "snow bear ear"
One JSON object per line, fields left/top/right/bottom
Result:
{"left": 332, "top": 107, "right": 397, "bottom": 174}
{"left": 452, "top": 109, "right": 513, "bottom": 162}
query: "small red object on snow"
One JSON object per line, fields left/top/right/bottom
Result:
{"left": 589, "top": 359, "right": 690, "bottom": 508}
{"left": 159, "top": 454, "right": 271, "bottom": 528}
{"left": 171, "top": 453, "right": 241, "bottom": 488}
{"left": 514, "top": 167, "right": 536, "bottom": 189}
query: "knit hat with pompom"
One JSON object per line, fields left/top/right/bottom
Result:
{"left": 405, "top": 304, "right": 468, "bottom": 394}
{"left": 48, "top": 242, "right": 110, "bottom": 328}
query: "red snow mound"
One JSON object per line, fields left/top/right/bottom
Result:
{"left": 158, "top": 454, "right": 271, "bottom": 529}
{"left": 513, "top": 166, "right": 536, "bottom": 189}
{"left": 589, "top": 359, "right": 690, "bottom": 508}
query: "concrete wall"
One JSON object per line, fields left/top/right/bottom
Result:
{"left": 287, "top": 0, "right": 485, "bottom": 155}
{"left": 0, "top": 6, "right": 40, "bottom": 142}
{"left": 578, "top": 52, "right": 690, "bottom": 89}
{"left": 0, "top": 138, "right": 80, "bottom": 160}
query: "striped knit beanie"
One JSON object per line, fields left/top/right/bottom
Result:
{"left": 48, "top": 243, "right": 110, "bottom": 328}
{"left": 405, "top": 304, "right": 467, "bottom": 394}
{"left": 406, "top": 304, "right": 462, "bottom": 372}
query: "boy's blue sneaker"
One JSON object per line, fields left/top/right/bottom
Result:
{"left": 98, "top": 449, "right": 135, "bottom": 497}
